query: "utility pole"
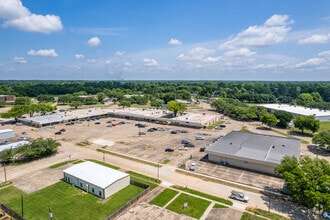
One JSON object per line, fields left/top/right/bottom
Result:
{"left": 49, "top": 207, "right": 53, "bottom": 220}
{"left": 3, "top": 163, "right": 7, "bottom": 182}
{"left": 157, "top": 163, "right": 159, "bottom": 181}
{"left": 21, "top": 194, "right": 24, "bottom": 217}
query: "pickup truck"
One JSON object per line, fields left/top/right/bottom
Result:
{"left": 230, "top": 190, "right": 249, "bottom": 202}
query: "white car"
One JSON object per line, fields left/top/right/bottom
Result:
{"left": 189, "top": 163, "right": 196, "bottom": 171}
{"left": 323, "top": 212, "right": 330, "bottom": 220}
{"left": 195, "top": 135, "right": 204, "bottom": 140}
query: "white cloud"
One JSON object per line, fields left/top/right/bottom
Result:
{"left": 298, "top": 34, "right": 330, "bottom": 44}
{"left": 143, "top": 58, "right": 159, "bottom": 66}
{"left": 27, "top": 49, "right": 58, "bottom": 57}
{"left": 221, "top": 14, "right": 293, "bottom": 50}
{"left": 75, "top": 54, "right": 84, "bottom": 59}
{"left": 318, "top": 50, "right": 330, "bottom": 57}
{"left": 225, "top": 48, "right": 256, "bottom": 57}
{"left": 124, "top": 62, "right": 132, "bottom": 66}
{"left": 168, "top": 38, "right": 182, "bottom": 46}
{"left": 177, "top": 47, "right": 215, "bottom": 61}
{"left": 87, "top": 59, "right": 97, "bottom": 63}
{"left": 0, "top": 0, "right": 63, "bottom": 34}
{"left": 87, "top": 37, "right": 101, "bottom": 46}
{"left": 105, "top": 59, "right": 112, "bottom": 64}
{"left": 203, "top": 56, "right": 222, "bottom": 63}
{"left": 114, "top": 51, "right": 125, "bottom": 56}
{"left": 14, "top": 57, "right": 26, "bottom": 63}
{"left": 296, "top": 57, "right": 326, "bottom": 68}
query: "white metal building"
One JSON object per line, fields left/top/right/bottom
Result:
{"left": 0, "top": 129, "right": 15, "bottom": 140}
{"left": 260, "top": 104, "right": 330, "bottom": 122}
{"left": 205, "top": 131, "right": 300, "bottom": 175}
{"left": 63, "top": 161, "right": 130, "bottom": 199}
{"left": 0, "top": 141, "right": 30, "bottom": 152}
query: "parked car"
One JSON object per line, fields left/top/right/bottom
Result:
{"left": 230, "top": 191, "right": 249, "bottom": 202}
{"left": 17, "top": 137, "right": 27, "bottom": 141}
{"left": 184, "top": 142, "right": 195, "bottom": 147}
{"left": 95, "top": 122, "right": 101, "bottom": 125}
{"left": 189, "top": 162, "right": 196, "bottom": 171}
{"left": 0, "top": 141, "right": 9, "bottom": 145}
{"left": 135, "top": 123, "right": 147, "bottom": 128}
{"left": 147, "top": 128, "right": 157, "bottom": 132}
{"left": 21, "top": 131, "right": 27, "bottom": 135}
{"left": 138, "top": 131, "right": 146, "bottom": 135}
{"left": 165, "top": 148, "right": 174, "bottom": 152}
{"left": 181, "top": 140, "right": 190, "bottom": 144}
{"left": 179, "top": 146, "right": 188, "bottom": 151}
{"left": 55, "top": 131, "right": 62, "bottom": 135}
{"left": 157, "top": 127, "right": 167, "bottom": 131}
{"left": 60, "top": 128, "right": 66, "bottom": 132}
{"left": 195, "top": 135, "right": 204, "bottom": 140}
{"left": 171, "top": 130, "right": 180, "bottom": 134}
{"left": 215, "top": 126, "right": 222, "bottom": 130}
{"left": 199, "top": 147, "right": 206, "bottom": 152}
{"left": 180, "top": 130, "right": 188, "bottom": 133}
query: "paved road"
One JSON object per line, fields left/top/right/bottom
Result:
{"left": 1, "top": 141, "right": 311, "bottom": 219}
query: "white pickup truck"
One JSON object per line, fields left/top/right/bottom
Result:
{"left": 230, "top": 190, "right": 249, "bottom": 202}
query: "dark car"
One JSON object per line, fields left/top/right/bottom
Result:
{"left": 135, "top": 123, "right": 147, "bottom": 128}
{"left": 138, "top": 131, "right": 146, "bottom": 135}
{"left": 165, "top": 148, "right": 174, "bottom": 152}
{"left": 55, "top": 131, "right": 62, "bottom": 135}
{"left": 147, "top": 128, "right": 157, "bottom": 132}
{"left": 199, "top": 147, "right": 206, "bottom": 152}
{"left": 184, "top": 142, "right": 195, "bottom": 147}
{"left": 179, "top": 130, "right": 188, "bottom": 133}
{"left": 95, "top": 122, "right": 101, "bottom": 125}
{"left": 181, "top": 139, "right": 190, "bottom": 144}
{"left": 171, "top": 130, "right": 181, "bottom": 134}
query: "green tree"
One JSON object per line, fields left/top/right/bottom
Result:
{"left": 96, "top": 92, "right": 106, "bottom": 102}
{"left": 69, "top": 101, "right": 83, "bottom": 109}
{"left": 293, "top": 115, "right": 320, "bottom": 134}
{"left": 261, "top": 113, "right": 278, "bottom": 128}
{"left": 118, "top": 100, "right": 131, "bottom": 108}
{"left": 14, "top": 97, "right": 31, "bottom": 105}
{"left": 167, "top": 100, "right": 186, "bottom": 117}
{"left": 313, "top": 131, "right": 330, "bottom": 151}
{"left": 275, "top": 156, "right": 330, "bottom": 210}
{"left": 274, "top": 110, "right": 293, "bottom": 128}
{"left": 0, "top": 100, "right": 6, "bottom": 108}
{"left": 296, "top": 93, "right": 314, "bottom": 106}
{"left": 150, "top": 99, "right": 163, "bottom": 109}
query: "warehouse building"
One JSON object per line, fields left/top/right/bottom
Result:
{"left": 63, "top": 161, "right": 130, "bottom": 199}
{"left": 205, "top": 131, "right": 300, "bottom": 175}
{"left": 0, "top": 129, "right": 15, "bottom": 140}
{"left": 260, "top": 104, "right": 330, "bottom": 122}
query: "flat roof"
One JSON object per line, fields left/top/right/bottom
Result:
{"left": 206, "top": 131, "right": 300, "bottom": 165}
{"left": 0, "top": 129, "right": 14, "bottom": 134}
{"left": 260, "top": 104, "right": 330, "bottom": 117}
{"left": 63, "top": 161, "right": 129, "bottom": 189}
{"left": 0, "top": 141, "right": 30, "bottom": 152}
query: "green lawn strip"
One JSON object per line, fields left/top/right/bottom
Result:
{"left": 172, "top": 185, "right": 233, "bottom": 206}
{"left": 86, "top": 159, "right": 119, "bottom": 170}
{"left": 241, "top": 212, "right": 267, "bottom": 220}
{"left": 166, "top": 193, "right": 211, "bottom": 219}
{"left": 246, "top": 207, "right": 290, "bottom": 220}
{"left": 130, "top": 176, "right": 158, "bottom": 190}
{"left": 213, "top": 203, "right": 227, "bottom": 208}
{"left": 149, "top": 188, "right": 179, "bottom": 207}
{"left": 126, "top": 171, "right": 161, "bottom": 184}
{"left": 97, "top": 148, "right": 160, "bottom": 167}
{"left": 2, "top": 181, "right": 143, "bottom": 220}
{"left": 0, "top": 181, "right": 12, "bottom": 189}
{"left": 271, "top": 129, "right": 309, "bottom": 144}
{"left": 206, "top": 121, "right": 225, "bottom": 129}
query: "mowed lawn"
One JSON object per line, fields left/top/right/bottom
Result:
{"left": 166, "top": 193, "right": 211, "bottom": 219}
{"left": 0, "top": 181, "right": 144, "bottom": 220}
{"left": 149, "top": 188, "right": 179, "bottom": 207}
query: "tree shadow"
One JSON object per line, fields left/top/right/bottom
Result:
{"left": 260, "top": 194, "right": 313, "bottom": 220}
{"left": 307, "top": 144, "right": 330, "bottom": 157}
{"left": 288, "top": 130, "right": 313, "bottom": 138}
{"left": 256, "top": 126, "right": 271, "bottom": 130}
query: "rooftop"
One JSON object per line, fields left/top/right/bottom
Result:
{"left": 206, "top": 131, "right": 300, "bottom": 165}
{"left": 260, "top": 104, "right": 330, "bottom": 117}
{"left": 63, "top": 161, "right": 129, "bottom": 189}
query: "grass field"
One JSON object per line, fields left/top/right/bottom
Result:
{"left": 166, "top": 193, "right": 211, "bottom": 219}
{"left": 241, "top": 212, "right": 266, "bottom": 220}
{"left": 0, "top": 181, "right": 144, "bottom": 220}
{"left": 320, "top": 122, "right": 330, "bottom": 132}
{"left": 149, "top": 188, "right": 179, "bottom": 207}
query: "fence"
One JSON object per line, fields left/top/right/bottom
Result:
{"left": 104, "top": 180, "right": 150, "bottom": 220}
{"left": 0, "top": 203, "right": 26, "bottom": 220}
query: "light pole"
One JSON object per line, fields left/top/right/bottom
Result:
{"left": 3, "top": 163, "right": 7, "bottom": 183}
{"left": 157, "top": 162, "right": 159, "bottom": 181}
{"left": 49, "top": 207, "right": 53, "bottom": 220}
{"left": 21, "top": 194, "right": 24, "bottom": 217}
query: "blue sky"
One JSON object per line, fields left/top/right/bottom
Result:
{"left": 0, "top": 0, "right": 330, "bottom": 81}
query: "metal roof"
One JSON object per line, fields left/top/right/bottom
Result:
{"left": 260, "top": 104, "right": 330, "bottom": 117}
{"left": 63, "top": 161, "right": 129, "bottom": 189}
{"left": 0, "top": 141, "right": 30, "bottom": 152}
{"left": 206, "top": 131, "right": 300, "bottom": 165}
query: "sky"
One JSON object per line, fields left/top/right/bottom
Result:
{"left": 0, "top": 0, "right": 330, "bottom": 81}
